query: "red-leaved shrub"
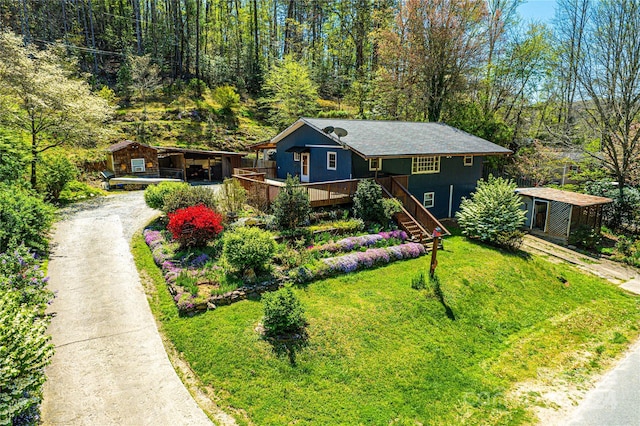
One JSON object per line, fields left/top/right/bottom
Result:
{"left": 167, "top": 204, "right": 223, "bottom": 247}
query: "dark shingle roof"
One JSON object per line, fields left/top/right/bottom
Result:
{"left": 294, "top": 118, "right": 512, "bottom": 158}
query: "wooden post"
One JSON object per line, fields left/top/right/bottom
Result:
{"left": 430, "top": 227, "right": 442, "bottom": 278}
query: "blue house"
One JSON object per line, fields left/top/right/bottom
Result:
{"left": 273, "top": 118, "right": 511, "bottom": 218}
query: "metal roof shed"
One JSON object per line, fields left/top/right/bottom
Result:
{"left": 516, "top": 187, "right": 613, "bottom": 243}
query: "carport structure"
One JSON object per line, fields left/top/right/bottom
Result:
{"left": 516, "top": 187, "right": 613, "bottom": 242}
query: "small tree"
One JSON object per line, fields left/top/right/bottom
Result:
{"left": 130, "top": 54, "right": 161, "bottom": 113}
{"left": 456, "top": 175, "right": 526, "bottom": 251}
{"left": 222, "top": 227, "right": 276, "bottom": 274}
{"left": 212, "top": 85, "right": 241, "bottom": 112}
{"left": 167, "top": 205, "right": 223, "bottom": 248}
{"left": 272, "top": 175, "right": 310, "bottom": 230}
{"left": 262, "top": 287, "right": 307, "bottom": 337}
{"left": 217, "top": 178, "right": 246, "bottom": 214}
{"left": 260, "top": 56, "right": 318, "bottom": 129}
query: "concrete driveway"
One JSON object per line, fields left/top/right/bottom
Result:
{"left": 41, "top": 192, "right": 213, "bottom": 425}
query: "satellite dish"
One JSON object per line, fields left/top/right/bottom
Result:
{"left": 334, "top": 127, "right": 348, "bottom": 138}
{"left": 323, "top": 126, "right": 335, "bottom": 134}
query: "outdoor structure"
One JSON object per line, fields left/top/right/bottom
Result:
{"left": 106, "top": 140, "right": 159, "bottom": 178}
{"left": 271, "top": 118, "right": 511, "bottom": 218}
{"left": 156, "top": 146, "right": 245, "bottom": 181}
{"left": 516, "top": 187, "right": 613, "bottom": 242}
{"left": 105, "top": 141, "right": 246, "bottom": 182}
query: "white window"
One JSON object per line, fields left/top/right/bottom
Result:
{"left": 369, "top": 158, "right": 383, "bottom": 171}
{"left": 293, "top": 152, "right": 301, "bottom": 161}
{"left": 464, "top": 155, "right": 473, "bottom": 166}
{"left": 131, "top": 158, "right": 146, "bottom": 173}
{"left": 412, "top": 156, "right": 440, "bottom": 174}
{"left": 327, "top": 151, "right": 337, "bottom": 170}
{"left": 423, "top": 192, "right": 435, "bottom": 208}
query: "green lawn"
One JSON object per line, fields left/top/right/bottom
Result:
{"left": 133, "top": 234, "right": 640, "bottom": 425}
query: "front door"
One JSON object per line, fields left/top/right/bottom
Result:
{"left": 300, "top": 153, "right": 310, "bottom": 182}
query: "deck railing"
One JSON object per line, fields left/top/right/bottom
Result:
{"left": 234, "top": 167, "right": 277, "bottom": 179}
{"left": 376, "top": 176, "right": 449, "bottom": 236}
{"left": 233, "top": 169, "right": 357, "bottom": 208}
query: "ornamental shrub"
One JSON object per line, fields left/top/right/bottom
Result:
{"left": 167, "top": 204, "right": 223, "bottom": 248}
{"left": 456, "top": 175, "right": 526, "bottom": 251}
{"left": 262, "top": 287, "right": 307, "bottom": 337}
{"left": 0, "top": 184, "right": 55, "bottom": 254}
{"left": 0, "top": 245, "right": 54, "bottom": 309}
{"left": 144, "top": 181, "right": 189, "bottom": 210}
{"left": 353, "top": 179, "right": 400, "bottom": 225}
{"left": 272, "top": 175, "right": 310, "bottom": 230}
{"left": 162, "top": 185, "right": 218, "bottom": 213}
{"left": 222, "top": 227, "right": 276, "bottom": 273}
{"left": 39, "top": 155, "right": 77, "bottom": 202}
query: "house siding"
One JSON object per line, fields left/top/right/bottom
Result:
{"left": 353, "top": 155, "right": 484, "bottom": 218}
{"left": 111, "top": 144, "right": 159, "bottom": 177}
{"left": 275, "top": 125, "right": 351, "bottom": 181}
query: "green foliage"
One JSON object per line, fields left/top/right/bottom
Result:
{"left": 0, "top": 133, "right": 26, "bottom": 185}
{"left": 613, "top": 236, "right": 640, "bottom": 267}
{"left": 0, "top": 245, "right": 54, "bottom": 424}
{"left": 411, "top": 271, "right": 427, "bottom": 290}
{"left": 260, "top": 56, "right": 318, "bottom": 129}
{"left": 222, "top": 227, "right": 276, "bottom": 273}
{"left": 58, "top": 180, "right": 107, "bottom": 204}
{"left": 0, "top": 31, "right": 113, "bottom": 187}
{"left": 272, "top": 175, "right": 310, "bottom": 230}
{"left": 0, "top": 184, "right": 55, "bottom": 254}
{"left": 162, "top": 185, "right": 218, "bottom": 213}
{"left": 188, "top": 78, "right": 207, "bottom": 99}
{"left": 144, "top": 181, "right": 189, "bottom": 210}
{"left": 97, "top": 85, "right": 116, "bottom": 105}
{"left": 584, "top": 180, "right": 640, "bottom": 231}
{"left": 353, "top": 179, "right": 397, "bottom": 225}
{"left": 212, "top": 85, "right": 241, "bottom": 111}
{"left": 0, "top": 292, "right": 54, "bottom": 425}
{"left": 568, "top": 225, "right": 602, "bottom": 250}
{"left": 262, "top": 287, "right": 307, "bottom": 337}
{"left": 116, "top": 53, "right": 133, "bottom": 99}
{"left": 456, "top": 176, "right": 526, "bottom": 251}
{"left": 0, "top": 245, "right": 54, "bottom": 308}
{"left": 217, "top": 178, "right": 247, "bottom": 214}
{"left": 38, "top": 155, "right": 77, "bottom": 202}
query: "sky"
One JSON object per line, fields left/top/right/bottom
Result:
{"left": 517, "top": 0, "right": 556, "bottom": 24}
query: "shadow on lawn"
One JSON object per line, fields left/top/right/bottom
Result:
{"left": 431, "top": 275, "right": 456, "bottom": 321}
{"left": 265, "top": 332, "right": 309, "bottom": 366}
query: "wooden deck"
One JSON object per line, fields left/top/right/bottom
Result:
{"left": 233, "top": 168, "right": 358, "bottom": 208}
{"left": 233, "top": 168, "right": 449, "bottom": 243}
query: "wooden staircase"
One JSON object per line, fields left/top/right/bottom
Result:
{"left": 376, "top": 176, "right": 449, "bottom": 247}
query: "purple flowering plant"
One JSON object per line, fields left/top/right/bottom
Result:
{"left": 0, "top": 245, "right": 53, "bottom": 309}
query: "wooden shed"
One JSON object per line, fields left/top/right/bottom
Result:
{"left": 516, "top": 187, "right": 613, "bottom": 242}
{"left": 106, "top": 141, "right": 159, "bottom": 177}
{"left": 155, "top": 146, "right": 245, "bottom": 182}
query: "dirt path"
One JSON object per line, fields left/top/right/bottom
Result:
{"left": 41, "top": 192, "right": 213, "bottom": 425}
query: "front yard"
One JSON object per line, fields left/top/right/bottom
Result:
{"left": 133, "top": 230, "right": 640, "bottom": 425}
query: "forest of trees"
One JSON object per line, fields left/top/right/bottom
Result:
{"left": 0, "top": 0, "right": 639, "bottom": 218}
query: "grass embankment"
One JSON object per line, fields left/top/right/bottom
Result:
{"left": 132, "top": 233, "right": 640, "bottom": 425}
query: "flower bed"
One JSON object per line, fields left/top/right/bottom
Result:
{"left": 290, "top": 242, "right": 426, "bottom": 283}
{"left": 144, "top": 227, "right": 426, "bottom": 314}
{"left": 144, "top": 228, "right": 282, "bottom": 315}
{"left": 311, "top": 230, "right": 408, "bottom": 254}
